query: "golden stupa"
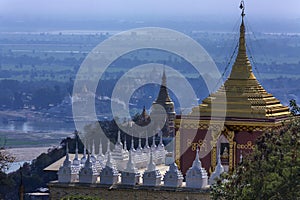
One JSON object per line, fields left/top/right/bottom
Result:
{"left": 191, "top": 17, "right": 290, "bottom": 119}
{"left": 175, "top": 5, "right": 290, "bottom": 174}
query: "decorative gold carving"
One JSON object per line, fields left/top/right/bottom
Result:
{"left": 187, "top": 139, "right": 207, "bottom": 152}
{"left": 237, "top": 141, "right": 255, "bottom": 150}
{"left": 224, "top": 130, "right": 235, "bottom": 141}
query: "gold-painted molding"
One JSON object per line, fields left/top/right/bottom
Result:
{"left": 175, "top": 130, "right": 181, "bottom": 169}
{"left": 233, "top": 142, "right": 237, "bottom": 169}
{"left": 211, "top": 145, "right": 217, "bottom": 171}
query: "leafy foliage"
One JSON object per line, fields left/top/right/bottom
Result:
{"left": 211, "top": 116, "right": 300, "bottom": 200}
{"left": 0, "top": 144, "right": 66, "bottom": 199}
{"left": 290, "top": 99, "right": 300, "bottom": 116}
{"left": 0, "top": 150, "right": 15, "bottom": 172}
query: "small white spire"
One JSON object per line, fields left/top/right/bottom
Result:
{"left": 106, "top": 151, "right": 114, "bottom": 168}
{"left": 73, "top": 141, "right": 80, "bottom": 165}
{"left": 90, "top": 140, "right": 97, "bottom": 163}
{"left": 147, "top": 150, "right": 156, "bottom": 171}
{"left": 63, "top": 142, "right": 71, "bottom": 167}
{"left": 240, "top": 150, "right": 243, "bottom": 163}
{"left": 124, "top": 136, "right": 128, "bottom": 151}
{"left": 151, "top": 135, "right": 157, "bottom": 149}
{"left": 126, "top": 150, "right": 137, "bottom": 172}
{"left": 92, "top": 140, "right": 95, "bottom": 157}
{"left": 137, "top": 135, "right": 142, "bottom": 151}
{"left": 192, "top": 148, "right": 202, "bottom": 169}
{"left": 85, "top": 152, "right": 92, "bottom": 168}
{"left": 75, "top": 141, "right": 78, "bottom": 160}
{"left": 215, "top": 148, "right": 224, "bottom": 172}
{"left": 209, "top": 148, "right": 224, "bottom": 185}
{"left": 130, "top": 137, "right": 136, "bottom": 152}
{"left": 98, "top": 138, "right": 103, "bottom": 156}
{"left": 169, "top": 162, "right": 177, "bottom": 172}
{"left": 159, "top": 130, "right": 164, "bottom": 148}
{"left": 145, "top": 132, "right": 150, "bottom": 149}
{"left": 117, "top": 130, "right": 122, "bottom": 145}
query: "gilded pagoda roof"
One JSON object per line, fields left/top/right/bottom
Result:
{"left": 190, "top": 17, "right": 290, "bottom": 121}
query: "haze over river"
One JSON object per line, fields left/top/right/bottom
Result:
{"left": 0, "top": 120, "right": 75, "bottom": 148}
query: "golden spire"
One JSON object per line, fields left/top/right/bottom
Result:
{"left": 190, "top": 0, "right": 290, "bottom": 119}
{"left": 229, "top": 0, "right": 256, "bottom": 80}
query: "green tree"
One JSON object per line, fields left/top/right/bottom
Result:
{"left": 290, "top": 99, "right": 300, "bottom": 115}
{"left": 211, "top": 105, "right": 300, "bottom": 199}
{"left": 0, "top": 137, "right": 15, "bottom": 172}
{"left": 0, "top": 150, "right": 15, "bottom": 172}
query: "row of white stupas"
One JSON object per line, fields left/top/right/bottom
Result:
{"left": 57, "top": 131, "right": 226, "bottom": 188}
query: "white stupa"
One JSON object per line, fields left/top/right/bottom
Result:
{"left": 71, "top": 141, "right": 81, "bottom": 179}
{"left": 79, "top": 153, "right": 99, "bottom": 184}
{"left": 163, "top": 162, "right": 183, "bottom": 187}
{"left": 142, "top": 151, "right": 162, "bottom": 186}
{"left": 185, "top": 148, "right": 208, "bottom": 189}
{"left": 209, "top": 149, "right": 224, "bottom": 185}
{"left": 100, "top": 152, "right": 120, "bottom": 185}
{"left": 121, "top": 150, "right": 141, "bottom": 185}
{"left": 57, "top": 143, "right": 73, "bottom": 183}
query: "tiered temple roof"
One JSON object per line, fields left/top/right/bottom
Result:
{"left": 190, "top": 16, "right": 290, "bottom": 121}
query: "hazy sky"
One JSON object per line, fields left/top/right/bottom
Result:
{"left": 1, "top": 0, "right": 299, "bottom": 21}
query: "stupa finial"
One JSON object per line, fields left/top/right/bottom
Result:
{"left": 229, "top": 0, "right": 256, "bottom": 80}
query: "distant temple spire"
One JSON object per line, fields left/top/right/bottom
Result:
{"left": 154, "top": 68, "right": 172, "bottom": 104}
{"left": 151, "top": 68, "right": 176, "bottom": 137}
{"left": 135, "top": 106, "right": 151, "bottom": 126}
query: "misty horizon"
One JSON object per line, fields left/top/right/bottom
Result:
{"left": 0, "top": 0, "right": 300, "bottom": 33}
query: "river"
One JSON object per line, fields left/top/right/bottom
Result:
{"left": 0, "top": 120, "right": 75, "bottom": 173}
{"left": 0, "top": 120, "right": 75, "bottom": 148}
